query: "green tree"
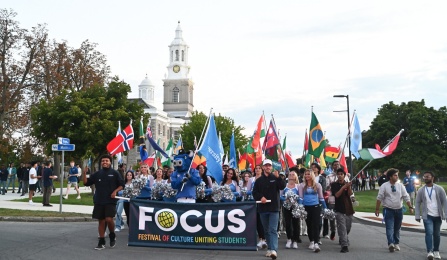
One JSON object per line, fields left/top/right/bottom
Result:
{"left": 30, "top": 78, "right": 147, "bottom": 163}
{"left": 357, "top": 100, "right": 447, "bottom": 176}
{"left": 179, "top": 111, "right": 248, "bottom": 154}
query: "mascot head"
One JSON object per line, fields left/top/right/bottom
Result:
{"left": 173, "top": 149, "right": 194, "bottom": 173}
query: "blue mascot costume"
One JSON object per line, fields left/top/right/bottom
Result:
{"left": 170, "top": 149, "right": 201, "bottom": 203}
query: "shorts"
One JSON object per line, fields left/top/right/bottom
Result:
{"left": 67, "top": 182, "right": 78, "bottom": 188}
{"left": 92, "top": 204, "right": 117, "bottom": 220}
{"left": 29, "top": 184, "right": 37, "bottom": 191}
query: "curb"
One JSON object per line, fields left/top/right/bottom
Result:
{"left": 0, "top": 216, "right": 95, "bottom": 222}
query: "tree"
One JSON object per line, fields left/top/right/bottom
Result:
{"left": 179, "top": 111, "right": 248, "bottom": 153}
{"left": 357, "top": 100, "right": 447, "bottom": 176}
{"left": 30, "top": 78, "right": 147, "bottom": 163}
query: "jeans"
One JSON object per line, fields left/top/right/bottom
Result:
{"left": 0, "top": 180, "right": 7, "bottom": 193}
{"left": 6, "top": 175, "right": 16, "bottom": 191}
{"left": 259, "top": 212, "right": 279, "bottom": 251}
{"left": 423, "top": 215, "right": 442, "bottom": 252}
{"left": 383, "top": 208, "right": 403, "bottom": 245}
{"left": 115, "top": 200, "right": 125, "bottom": 229}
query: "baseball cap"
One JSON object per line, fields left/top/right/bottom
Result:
{"left": 263, "top": 159, "right": 272, "bottom": 165}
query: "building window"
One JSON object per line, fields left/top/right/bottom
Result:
{"left": 171, "top": 51, "right": 173, "bottom": 62}
{"left": 173, "top": 87, "right": 179, "bottom": 103}
{"left": 163, "top": 125, "right": 166, "bottom": 136}
{"left": 158, "top": 124, "right": 161, "bottom": 135}
{"left": 175, "top": 50, "right": 179, "bottom": 61}
{"left": 182, "top": 50, "right": 184, "bottom": 61}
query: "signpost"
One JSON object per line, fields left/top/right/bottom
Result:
{"left": 52, "top": 138, "right": 75, "bottom": 213}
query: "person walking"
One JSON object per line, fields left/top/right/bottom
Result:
{"left": 280, "top": 171, "right": 300, "bottom": 249}
{"left": 6, "top": 163, "right": 17, "bottom": 193}
{"left": 415, "top": 171, "right": 447, "bottom": 260}
{"left": 375, "top": 168, "right": 414, "bottom": 252}
{"left": 83, "top": 154, "right": 124, "bottom": 250}
{"left": 403, "top": 170, "right": 416, "bottom": 207}
{"left": 64, "top": 161, "right": 81, "bottom": 199}
{"left": 42, "top": 161, "right": 57, "bottom": 206}
{"left": 331, "top": 168, "right": 355, "bottom": 253}
{"left": 253, "top": 159, "right": 286, "bottom": 259}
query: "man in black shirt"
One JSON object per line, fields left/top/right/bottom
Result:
{"left": 83, "top": 154, "right": 124, "bottom": 250}
{"left": 377, "top": 171, "right": 388, "bottom": 187}
{"left": 331, "top": 168, "right": 355, "bottom": 253}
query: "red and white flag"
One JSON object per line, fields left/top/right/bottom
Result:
{"left": 107, "top": 124, "right": 134, "bottom": 155}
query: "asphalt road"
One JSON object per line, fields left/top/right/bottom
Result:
{"left": 0, "top": 219, "right": 434, "bottom": 260}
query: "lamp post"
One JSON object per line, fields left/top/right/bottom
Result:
{"left": 333, "top": 95, "right": 353, "bottom": 176}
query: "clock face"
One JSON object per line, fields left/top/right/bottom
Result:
{"left": 173, "top": 65, "right": 180, "bottom": 73}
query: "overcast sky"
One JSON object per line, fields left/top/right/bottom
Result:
{"left": 5, "top": 0, "right": 447, "bottom": 158}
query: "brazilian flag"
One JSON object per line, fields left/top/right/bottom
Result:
{"left": 308, "top": 112, "right": 326, "bottom": 157}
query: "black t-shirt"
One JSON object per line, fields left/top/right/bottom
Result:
{"left": 331, "top": 181, "right": 354, "bottom": 215}
{"left": 85, "top": 167, "right": 124, "bottom": 205}
{"left": 378, "top": 175, "right": 388, "bottom": 187}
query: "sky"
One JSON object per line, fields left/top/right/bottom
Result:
{"left": 4, "top": 1, "right": 447, "bottom": 158}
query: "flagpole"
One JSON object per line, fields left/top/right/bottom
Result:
{"left": 349, "top": 129, "right": 404, "bottom": 181}
{"left": 272, "top": 115, "right": 289, "bottom": 172}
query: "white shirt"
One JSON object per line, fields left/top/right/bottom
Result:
{"left": 29, "top": 167, "right": 37, "bottom": 185}
{"left": 425, "top": 186, "right": 439, "bottom": 217}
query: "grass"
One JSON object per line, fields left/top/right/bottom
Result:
{"left": 353, "top": 182, "right": 447, "bottom": 214}
{"left": 13, "top": 193, "right": 95, "bottom": 206}
{"left": 0, "top": 208, "right": 90, "bottom": 217}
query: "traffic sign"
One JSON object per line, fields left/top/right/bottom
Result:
{"left": 52, "top": 144, "right": 75, "bottom": 151}
{"left": 58, "top": 137, "right": 70, "bottom": 144}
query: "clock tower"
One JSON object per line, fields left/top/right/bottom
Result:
{"left": 163, "top": 21, "right": 194, "bottom": 119}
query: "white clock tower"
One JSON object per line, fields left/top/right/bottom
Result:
{"left": 163, "top": 21, "right": 194, "bottom": 119}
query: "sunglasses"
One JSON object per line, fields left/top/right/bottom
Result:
{"left": 391, "top": 185, "right": 396, "bottom": 192}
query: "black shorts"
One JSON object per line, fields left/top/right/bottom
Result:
{"left": 92, "top": 204, "right": 116, "bottom": 220}
{"left": 29, "top": 184, "right": 37, "bottom": 191}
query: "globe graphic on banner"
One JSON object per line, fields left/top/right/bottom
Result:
{"left": 157, "top": 210, "right": 175, "bottom": 229}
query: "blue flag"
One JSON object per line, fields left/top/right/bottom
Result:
{"left": 229, "top": 131, "right": 237, "bottom": 169}
{"left": 146, "top": 122, "right": 169, "bottom": 158}
{"left": 199, "top": 115, "right": 223, "bottom": 184}
{"left": 350, "top": 113, "right": 362, "bottom": 159}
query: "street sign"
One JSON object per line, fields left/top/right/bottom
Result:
{"left": 58, "top": 137, "right": 70, "bottom": 144}
{"left": 51, "top": 144, "right": 75, "bottom": 151}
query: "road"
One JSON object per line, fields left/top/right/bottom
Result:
{"left": 0, "top": 219, "right": 432, "bottom": 260}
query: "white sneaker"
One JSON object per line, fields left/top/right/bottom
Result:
{"left": 394, "top": 244, "right": 400, "bottom": 251}
{"left": 76, "top": 195, "right": 81, "bottom": 199}
{"left": 428, "top": 251, "right": 434, "bottom": 260}
{"left": 324, "top": 235, "right": 330, "bottom": 239}
{"left": 318, "top": 241, "right": 322, "bottom": 245}
{"left": 389, "top": 243, "right": 395, "bottom": 252}
{"left": 434, "top": 251, "right": 441, "bottom": 259}
{"left": 308, "top": 242, "right": 314, "bottom": 250}
{"left": 314, "top": 243, "right": 320, "bottom": 253}
{"left": 262, "top": 240, "right": 267, "bottom": 249}
{"left": 265, "top": 250, "right": 272, "bottom": 257}
{"left": 63, "top": 195, "right": 68, "bottom": 200}
{"left": 270, "top": 250, "right": 277, "bottom": 259}
{"left": 257, "top": 240, "right": 264, "bottom": 248}
{"left": 121, "top": 225, "right": 126, "bottom": 230}
{"left": 292, "top": 242, "right": 298, "bottom": 249}
{"left": 285, "top": 239, "right": 292, "bottom": 248}
{"left": 29, "top": 201, "right": 34, "bottom": 206}
{"left": 114, "top": 228, "right": 120, "bottom": 232}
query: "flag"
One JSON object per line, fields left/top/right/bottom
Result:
{"left": 229, "top": 131, "right": 237, "bottom": 168}
{"left": 304, "top": 129, "right": 309, "bottom": 152}
{"left": 308, "top": 112, "right": 326, "bottom": 157}
{"left": 319, "top": 151, "right": 327, "bottom": 169}
{"left": 198, "top": 115, "right": 223, "bottom": 184}
{"left": 106, "top": 123, "right": 134, "bottom": 155}
{"left": 238, "top": 151, "right": 248, "bottom": 170}
{"left": 251, "top": 115, "right": 264, "bottom": 149}
{"left": 282, "top": 135, "right": 287, "bottom": 150}
{"left": 115, "top": 122, "right": 123, "bottom": 164}
{"left": 161, "top": 138, "right": 173, "bottom": 167}
{"left": 262, "top": 120, "right": 280, "bottom": 150}
{"left": 358, "top": 130, "right": 402, "bottom": 160}
{"left": 139, "top": 119, "right": 149, "bottom": 162}
{"left": 338, "top": 152, "right": 347, "bottom": 172}
{"left": 350, "top": 113, "right": 362, "bottom": 159}
{"left": 325, "top": 146, "right": 340, "bottom": 163}
{"left": 143, "top": 152, "right": 156, "bottom": 166}
{"left": 146, "top": 122, "right": 169, "bottom": 158}
{"left": 174, "top": 135, "right": 183, "bottom": 154}
{"left": 218, "top": 132, "right": 225, "bottom": 161}
{"left": 285, "top": 151, "right": 296, "bottom": 167}
{"left": 191, "top": 151, "right": 207, "bottom": 169}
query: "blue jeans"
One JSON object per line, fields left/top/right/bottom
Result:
{"left": 6, "top": 175, "right": 16, "bottom": 191}
{"left": 115, "top": 200, "right": 125, "bottom": 229}
{"left": 423, "top": 215, "right": 442, "bottom": 252}
{"left": 383, "top": 208, "right": 403, "bottom": 245}
{"left": 259, "top": 212, "right": 279, "bottom": 252}
{"left": 0, "top": 180, "right": 7, "bottom": 193}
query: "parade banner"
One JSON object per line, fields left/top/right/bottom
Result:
{"left": 128, "top": 199, "right": 257, "bottom": 250}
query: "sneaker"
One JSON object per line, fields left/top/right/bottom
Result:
{"left": 308, "top": 242, "right": 314, "bottom": 250}
{"left": 314, "top": 243, "right": 320, "bottom": 253}
{"left": 292, "top": 242, "right": 298, "bottom": 249}
{"left": 265, "top": 250, "right": 272, "bottom": 257}
{"left": 270, "top": 250, "right": 277, "bottom": 259}
{"left": 121, "top": 225, "right": 126, "bottom": 230}
{"left": 29, "top": 201, "right": 34, "bottom": 206}
{"left": 434, "top": 251, "right": 441, "bottom": 259}
{"left": 389, "top": 243, "right": 395, "bottom": 252}
{"left": 261, "top": 240, "right": 267, "bottom": 249}
{"left": 324, "top": 235, "right": 329, "bottom": 239}
{"left": 428, "top": 251, "right": 434, "bottom": 260}
{"left": 257, "top": 240, "right": 264, "bottom": 248}
{"left": 109, "top": 233, "right": 116, "bottom": 248}
{"left": 76, "top": 195, "right": 81, "bottom": 199}
{"left": 95, "top": 239, "right": 106, "bottom": 250}
{"left": 394, "top": 244, "right": 400, "bottom": 251}
{"left": 285, "top": 239, "right": 292, "bottom": 248}
{"left": 63, "top": 195, "right": 68, "bottom": 200}
{"left": 341, "top": 246, "right": 349, "bottom": 253}
{"left": 114, "top": 228, "right": 121, "bottom": 232}
{"left": 318, "top": 241, "right": 322, "bottom": 245}
{"left": 330, "top": 232, "right": 336, "bottom": 240}
{"left": 43, "top": 204, "right": 53, "bottom": 207}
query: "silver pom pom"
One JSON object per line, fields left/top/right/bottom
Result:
{"left": 196, "top": 182, "right": 206, "bottom": 199}
{"left": 292, "top": 204, "right": 307, "bottom": 219}
{"left": 322, "top": 208, "right": 336, "bottom": 220}
{"left": 283, "top": 190, "right": 299, "bottom": 210}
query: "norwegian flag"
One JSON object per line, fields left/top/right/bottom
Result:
{"left": 107, "top": 124, "right": 134, "bottom": 155}
{"left": 262, "top": 120, "right": 280, "bottom": 150}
